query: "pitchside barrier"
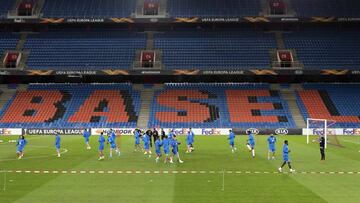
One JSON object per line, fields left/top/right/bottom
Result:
{"left": 1, "top": 128, "right": 359, "bottom": 136}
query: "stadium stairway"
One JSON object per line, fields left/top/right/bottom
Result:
{"left": 0, "top": 84, "right": 27, "bottom": 111}
{"left": 271, "top": 84, "right": 306, "bottom": 128}
{"left": 134, "top": 84, "right": 163, "bottom": 129}
{"left": 15, "top": 32, "right": 28, "bottom": 51}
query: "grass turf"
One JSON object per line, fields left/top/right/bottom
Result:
{"left": 0, "top": 135, "right": 359, "bottom": 203}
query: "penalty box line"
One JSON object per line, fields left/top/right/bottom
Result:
{"left": 0, "top": 170, "right": 359, "bottom": 175}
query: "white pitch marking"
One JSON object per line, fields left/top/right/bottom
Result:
{"left": 263, "top": 172, "right": 269, "bottom": 174}
{"left": 254, "top": 172, "right": 260, "bottom": 174}
{"left": 80, "top": 171, "right": 86, "bottom": 174}
{"left": 135, "top": 171, "right": 141, "bottom": 174}
{"left": 71, "top": 171, "right": 77, "bottom": 174}
{"left": 3, "top": 170, "right": 6, "bottom": 191}
{"left": 226, "top": 171, "right": 233, "bottom": 174}
{"left": 126, "top": 171, "right": 132, "bottom": 174}
{"left": 25, "top": 171, "right": 31, "bottom": 173}
{"left": 107, "top": 171, "right": 113, "bottom": 174}
{"left": 163, "top": 171, "right": 169, "bottom": 174}
{"left": 181, "top": 171, "right": 187, "bottom": 174}
{"left": 62, "top": 171, "right": 67, "bottom": 174}
{"left": 301, "top": 171, "right": 307, "bottom": 174}
{"left": 338, "top": 172, "right": 344, "bottom": 174}
{"left": 89, "top": 171, "right": 95, "bottom": 174}
{"left": 172, "top": 171, "right": 179, "bottom": 174}
{"left": 200, "top": 171, "right": 206, "bottom": 174}
{"left": 43, "top": 171, "right": 49, "bottom": 174}
{"left": 209, "top": 171, "right": 215, "bottom": 174}
{"left": 16, "top": 170, "right": 22, "bottom": 173}
{"left": 99, "top": 171, "right": 104, "bottom": 174}
{"left": 245, "top": 171, "right": 251, "bottom": 174}
{"left": 34, "top": 171, "right": 40, "bottom": 174}
{"left": 191, "top": 171, "right": 197, "bottom": 174}
{"left": 320, "top": 172, "right": 325, "bottom": 174}
{"left": 116, "top": 171, "right": 123, "bottom": 174}
{"left": 154, "top": 171, "right": 159, "bottom": 174}
{"left": 145, "top": 171, "right": 150, "bottom": 174}
{"left": 347, "top": 172, "right": 353, "bottom": 174}
{"left": 52, "top": 171, "right": 58, "bottom": 174}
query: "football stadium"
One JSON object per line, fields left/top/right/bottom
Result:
{"left": 0, "top": 0, "right": 360, "bottom": 202}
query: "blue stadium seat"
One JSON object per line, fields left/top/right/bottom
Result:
{"left": 291, "top": 0, "right": 360, "bottom": 17}
{"left": 149, "top": 83, "right": 296, "bottom": 128}
{"left": 0, "top": 0, "right": 13, "bottom": 18}
{"left": 0, "top": 33, "right": 19, "bottom": 56}
{"left": 167, "top": 0, "right": 260, "bottom": 18}
{"left": 42, "top": 0, "right": 136, "bottom": 18}
{"left": 154, "top": 30, "right": 276, "bottom": 70}
{"left": 296, "top": 84, "right": 360, "bottom": 128}
{"left": 0, "top": 84, "right": 141, "bottom": 128}
{"left": 284, "top": 29, "right": 360, "bottom": 70}
{"left": 24, "top": 30, "right": 146, "bottom": 70}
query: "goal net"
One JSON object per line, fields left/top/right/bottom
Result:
{"left": 306, "top": 118, "right": 341, "bottom": 148}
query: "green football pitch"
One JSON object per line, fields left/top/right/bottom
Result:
{"left": 0, "top": 135, "right": 360, "bottom": 203}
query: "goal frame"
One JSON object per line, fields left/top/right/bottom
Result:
{"left": 306, "top": 118, "right": 329, "bottom": 148}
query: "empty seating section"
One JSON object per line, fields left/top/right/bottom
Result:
{"left": 42, "top": 0, "right": 135, "bottom": 18}
{"left": 0, "top": 84, "right": 141, "bottom": 128}
{"left": 0, "top": 0, "right": 13, "bottom": 18}
{"left": 291, "top": 0, "right": 360, "bottom": 17}
{"left": 0, "top": 33, "right": 18, "bottom": 55}
{"left": 296, "top": 84, "right": 360, "bottom": 128}
{"left": 167, "top": 0, "right": 260, "bottom": 17}
{"left": 284, "top": 30, "right": 360, "bottom": 70}
{"left": 154, "top": 31, "right": 276, "bottom": 69}
{"left": 24, "top": 31, "right": 146, "bottom": 70}
{"left": 149, "top": 83, "right": 296, "bottom": 128}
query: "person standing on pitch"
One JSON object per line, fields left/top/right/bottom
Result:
{"left": 146, "top": 129, "right": 153, "bottom": 147}
{"left": 319, "top": 136, "right": 325, "bottom": 161}
{"left": 153, "top": 128, "right": 159, "bottom": 142}
{"left": 161, "top": 128, "right": 166, "bottom": 140}
{"left": 55, "top": 133, "right": 61, "bottom": 158}
{"left": 83, "top": 129, "right": 91, "bottom": 150}
{"left": 16, "top": 135, "right": 28, "bottom": 159}
{"left": 279, "top": 140, "right": 295, "bottom": 173}
{"left": 228, "top": 129, "right": 236, "bottom": 153}
{"left": 246, "top": 131, "right": 256, "bottom": 158}
{"left": 267, "top": 134, "right": 277, "bottom": 160}
{"left": 98, "top": 132, "right": 105, "bottom": 160}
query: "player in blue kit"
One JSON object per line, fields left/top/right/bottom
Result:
{"left": 228, "top": 130, "right": 237, "bottom": 153}
{"left": 98, "top": 132, "right": 105, "bottom": 160}
{"left": 134, "top": 129, "right": 141, "bottom": 152}
{"left": 16, "top": 135, "right": 28, "bottom": 159}
{"left": 55, "top": 133, "right": 61, "bottom": 158}
{"left": 107, "top": 132, "right": 120, "bottom": 158}
{"left": 170, "top": 135, "right": 183, "bottom": 164}
{"left": 186, "top": 129, "right": 193, "bottom": 153}
{"left": 279, "top": 140, "right": 295, "bottom": 173}
{"left": 142, "top": 132, "right": 152, "bottom": 157}
{"left": 267, "top": 134, "right": 277, "bottom": 160}
{"left": 162, "top": 135, "right": 170, "bottom": 163}
{"left": 83, "top": 129, "right": 91, "bottom": 150}
{"left": 246, "top": 131, "right": 256, "bottom": 158}
{"left": 154, "top": 137, "right": 163, "bottom": 163}
{"left": 109, "top": 129, "right": 120, "bottom": 156}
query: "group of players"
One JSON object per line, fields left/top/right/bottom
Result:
{"left": 15, "top": 128, "right": 297, "bottom": 172}
{"left": 133, "top": 128, "right": 195, "bottom": 163}
{"left": 228, "top": 130, "right": 295, "bottom": 173}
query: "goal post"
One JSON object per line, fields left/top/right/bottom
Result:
{"left": 306, "top": 118, "right": 337, "bottom": 149}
